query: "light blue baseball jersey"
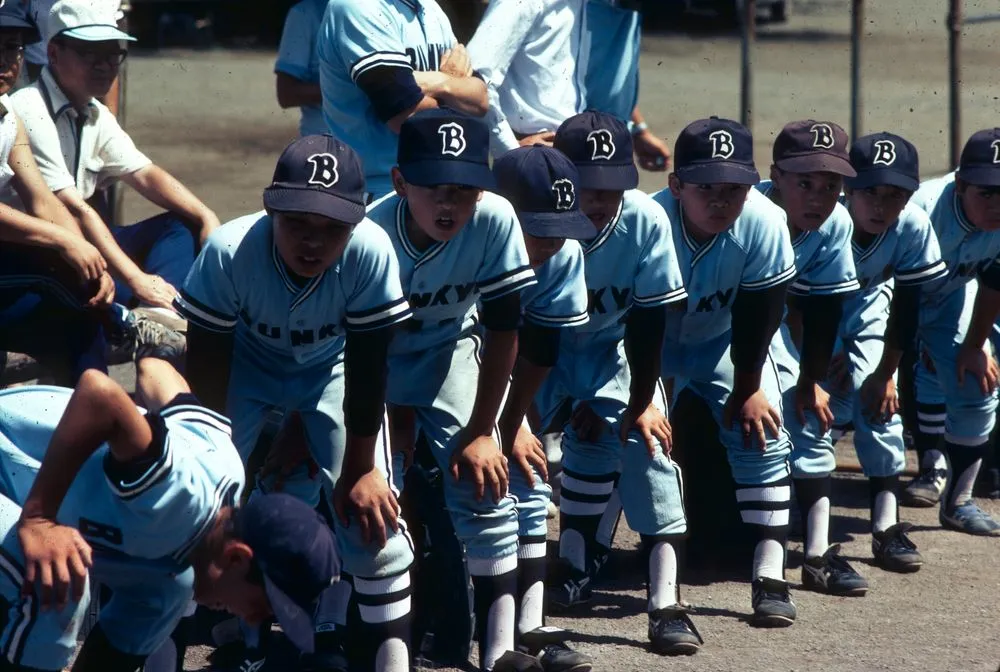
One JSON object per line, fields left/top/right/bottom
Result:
{"left": 755, "top": 180, "right": 860, "bottom": 297}
{"left": 0, "top": 386, "right": 243, "bottom": 665}
{"left": 367, "top": 191, "right": 536, "bottom": 355}
{"left": 584, "top": 0, "right": 640, "bottom": 122}
{"left": 910, "top": 172, "right": 1000, "bottom": 300}
{"left": 275, "top": 0, "right": 328, "bottom": 136}
{"left": 520, "top": 239, "right": 589, "bottom": 329}
{"left": 174, "top": 211, "right": 412, "bottom": 369}
{"left": 847, "top": 201, "right": 947, "bottom": 295}
{"left": 652, "top": 187, "right": 796, "bottom": 355}
{"left": 566, "top": 189, "right": 687, "bottom": 347}
{"left": 318, "top": 0, "right": 456, "bottom": 197}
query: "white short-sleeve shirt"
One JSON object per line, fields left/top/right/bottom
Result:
{"left": 5, "top": 67, "right": 150, "bottom": 206}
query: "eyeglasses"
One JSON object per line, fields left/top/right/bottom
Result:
{"left": 0, "top": 44, "right": 23, "bottom": 66}
{"left": 61, "top": 43, "right": 128, "bottom": 67}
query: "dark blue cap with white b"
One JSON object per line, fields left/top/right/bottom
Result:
{"left": 264, "top": 134, "right": 368, "bottom": 224}
{"left": 397, "top": 108, "right": 494, "bottom": 189}
{"left": 238, "top": 493, "right": 341, "bottom": 655}
{"left": 846, "top": 132, "right": 920, "bottom": 192}
{"left": 554, "top": 110, "right": 639, "bottom": 191}
{"left": 673, "top": 116, "right": 760, "bottom": 185}
{"left": 958, "top": 128, "right": 1000, "bottom": 186}
{"left": 0, "top": 0, "right": 41, "bottom": 43}
{"left": 493, "top": 146, "right": 593, "bottom": 240}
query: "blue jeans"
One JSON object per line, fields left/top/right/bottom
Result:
{"left": 111, "top": 212, "right": 196, "bottom": 307}
{"left": 0, "top": 246, "right": 108, "bottom": 385}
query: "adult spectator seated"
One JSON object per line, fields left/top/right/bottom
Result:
{"left": 7, "top": 0, "right": 220, "bottom": 322}
{"left": 274, "top": 0, "right": 325, "bottom": 137}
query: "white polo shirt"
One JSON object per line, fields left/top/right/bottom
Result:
{"left": 0, "top": 96, "right": 18, "bottom": 196}
{"left": 5, "top": 67, "right": 150, "bottom": 207}
{"left": 468, "top": 0, "right": 588, "bottom": 156}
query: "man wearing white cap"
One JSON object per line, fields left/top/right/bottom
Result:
{"left": 6, "top": 0, "right": 220, "bottom": 326}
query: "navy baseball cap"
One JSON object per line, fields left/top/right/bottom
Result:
{"left": 772, "top": 120, "right": 856, "bottom": 177}
{"left": 673, "top": 117, "right": 760, "bottom": 185}
{"left": 238, "top": 493, "right": 340, "bottom": 655}
{"left": 263, "top": 134, "right": 368, "bottom": 225}
{"left": 493, "top": 146, "right": 593, "bottom": 240}
{"left": 553, "top": 110, "right": 639, "bottom": 191}
{"left": 845, "top": 132, "right": 920, "bottom": 192}
{"left": 0, "top": 2, "right": 40, "bottom": 44}
{"left": 397, "top": 109, "right": 494, "bottom": 189}
{"left": 958, "top": 128, "right": 1000, "bottom": 186}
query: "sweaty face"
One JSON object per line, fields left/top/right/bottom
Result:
{"left": 50, "top": 38, "right": 126, "bottom": 100}
{"left": 272, "top": 211, "right": 355, "bottom": 278}
{"left": 958, "top": 180, "right": 1000, "bottom": 231}
{"left": 193, "top": 543, "right": 273, "bottom": 626}
{"left": 396, "top": 177, "right": 481, "bottom": 248}
{"left": 0, "top": 31, "right": 24, "bottom": 96}
{"left": 669, "top": 175, "right": 750, "bottom": 240}
{"left": 770, "top": 168, "right": 843, "bottom": 232}
{"left": 523, "top": 234, "right": 565, "bottom": 268}
{"left": 578, "top": 189, "right": 625, "bottom": 233}
{"left": 846, "top": 185, "right": 911, "bottom": 237}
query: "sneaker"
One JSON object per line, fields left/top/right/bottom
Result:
{"left": 941, "top": 500, "right": 1000, "bottom": 536}
{"left": 125, "top": 310, "right": 187, "bottom": 363}
{"left": 299, "top": 631, "right": 348, "bottom": 672}
{"left": 517, "top": 627, "right": 592, "bottom": 672}
{"left": 648, "top": 605, "right": 703, "bottom": 656}
{"left": 872, "top": 522, "right": 924, "bottom": 573}
{"left": 750, "top": 577, "right": 796, "bottom": 628}
{"left": 546, "top": 500, "right": 558, "bottom": 520}
{"left": 546, "top": 560, "right": 592, "bottom": 611}
{"left": 132, "top": 305, "right": 188, "bottom": 333}
{"left": 801, "top": 544, "right": 869, "bottom": 596}
{"left": 901, "top": 467, "right": 948, "bottom": 507}
{"left": 208, "top": 643, "right": 265, "bottom": 672}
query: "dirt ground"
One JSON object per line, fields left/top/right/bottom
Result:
{"left": 104, "top": 0, "right": 1000, "bottom": 669}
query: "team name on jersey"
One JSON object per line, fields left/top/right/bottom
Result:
{"left": 244, "top": 310, "right": 343, "bottom": 347}
{"left": 588, "top": 286, "right": 631, "bottom": 314}
{"left": 693, "top": 287, "right": 735, "bottom": 312}
{"left": 409, "top": 281, "right": 476, "bottom": 309}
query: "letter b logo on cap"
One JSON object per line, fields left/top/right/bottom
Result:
{"left": 872, "top": 140, "right": 897, "bottom": 166}
{"left": 708, "top": 130, "right": 734, "bottom": 159}
{"left": 552, "top": 178, "right": 575, "bottom": 211}
{"left": 587, "top": 130, "right": 616, "bottom": 161}
{"left": 810, "top": 123, "right": 835, "bottom": 149}
{"left": 992, "top": 139, "right": 1000, "bottom": 164}
{"left": 307, "top": 153, "right": 339, "bottom": 188}
{"left": 439, "top": 123, "right": 467, "bottom": 157}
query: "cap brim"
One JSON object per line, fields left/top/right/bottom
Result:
{"left": 0, "top": 21, "right": 41, "bottom": 44}
{"left": 775, "top": 154, "right": 857, "bottom": 177}
{"left": 264, "top": 576, "right": 316, "bottom": 654}
{"left": 263, "top": 186, "right": 366, "bottom": 225}
{"left": 957, "top": 166, "right": 1000, "bottom": 187}
{"left": 518, "top": 210, "right": 595, "bottom": 240}
{"left": 574, "top": 163, "right": 639, "bottom": 191}
{"left": 399, "top": 160, "right": 494, "bottom": 189}
{"left": 58, "top": 25, "right": 136, "bottom": 42}
{"left": 675, "top": 162, "right": 760, "bottom": 185}
{"left": 845, "top": 168, "right": 918, "bottom": 192}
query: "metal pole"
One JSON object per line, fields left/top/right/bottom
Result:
{"left": 850, "top": 0, "right": 863, "bottom": 140}
{"left": 740, "top": 0, "right": 756, "bottom": 131}
{"left": 111, "top": 0, "right": 131, "bottom": 229}
{"left": 948, "top": 0, "right": 963, "bottom": 169}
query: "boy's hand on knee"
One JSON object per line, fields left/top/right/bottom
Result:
{"left": 794, "top": 379, "right": 834, "bottom": 434}
{"left": 131, "top": 273, "right": 178, "bottom": 310}
{"left": 724, "top": 388, "right": 782, "bottom": 452}
{"left": 570, "top": 402, "right": 607, "bottom": 443}
{"left": 510, "top": 425, "right": 548, "bottom": 486}
{"left": 620, "top": 403, "right": 672, "bottom": 458}
{"left": 334, "top": 468, "right": 399, "bottom": 548}
{"left": 956, "top": 342, "right": 999, "bottom": 395}
{"left": 450, "top": 433, "right": 509, "bottom": 503}
{"left": 17, "top": 516, "right": 92, "bottom": 612}
{"left": 859, "top": 373, "right": 898, "bottom": 423}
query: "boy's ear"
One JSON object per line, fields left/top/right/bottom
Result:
{"left": 391, "top": 167, "right": 407, "bottom": 198}
{"left": 221, "top": 540, "right": 254, "bottom": 570}
{"left": 667, "top": 173, "right": 682, "bottom": 197}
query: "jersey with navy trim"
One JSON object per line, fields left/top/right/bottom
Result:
{"left": 848, "top": 201, "right": 947, "bottom": 293}
{"left": 651, "top": 187, "right": 796, "bottom": 348}
{"left": 367, "top": 191, "right": 536, "bottom": 354}
{"left": 520, "top": 239, "right": 589, "bottom": 329}
{"left": 910, "top": 172, "right": 1000, "bottom": 300}
{"left": 174, "top": 211, "right": 412, "bottom": 367}
{"left": 0, "top": 386, "right": 243, "bottom": 567}
{"left": 755, "top": 180, "right": 859, "bottom": 297}
{"left": 275, "top": 0, "right": 328, "bottom": 136}
{"left": 568, "top": 189, "right": 686, "bottom": 345}
{"left": 318, "top": 0, "right": 456, "bottom": 196}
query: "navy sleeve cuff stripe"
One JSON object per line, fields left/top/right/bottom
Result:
{"left": 351, "top": 51, "right": 413, "bottom": 81}
{"left": 741, "top": 265, "right": 796, "bottom": 290}
{"left": 480, "top": 274, "right": 537, "bottom": 302}
{"left": 895, "top": 261, "right": 947, "bottom": 285}
{"left": 478, "top": 266, "right": 535, "bottom": 295}
{"left": 174, "top": 295, "right": 237, "bottom": 331}
{"left": 633, "top": 287, "right": 688, "bottom": 306}
{"left": 524, "top": 310, "right": 589, "bottom": 327}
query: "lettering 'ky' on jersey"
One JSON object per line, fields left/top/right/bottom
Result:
{"left": 566, "top": 189, "right": 686, "bottom": 346}
{"left": 367, "top": 191, "right": 536, "bottom": 354}
{"left": 520, "top": 239, "right": 589, "bottom": 329}
{"left": 318, "top": 0, "right": 456, "bottom": 195}
{"left": 849, "top": 201, "right": 947, "bottom": 293}
{"left": 910, "top": 172, "right": 1000, "bottom": 300}
{"left": 756, "top": 180, "right": 860, "bottom": 297}
{"left": 652, "top": 187, "right": 796, "bottom": 347}
{"left": 0, "top": 387, "right": 243, "bottom": 567}
{"left": 175, "top": 212, "right": 412, "bottom": 367}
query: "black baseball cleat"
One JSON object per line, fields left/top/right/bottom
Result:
{"left": 900, "top": 467, "right": 947, "bottom": 507}
{"left": 519, "top": 627, "right": 592, "bottom": 672}
{"left": 750, "top": 577, "right": 796, "bottom": 628}
{"left": 872, "top": 522, "right": 924, "bottom": 573}
{"left": 546, "top": 560, "right": 592, "bottom": 611}
{"left": 648, "top": 605, "right": 703, "bottom": 656}
{"left": 801, "top": 544, "right": 869, "bottom": 596}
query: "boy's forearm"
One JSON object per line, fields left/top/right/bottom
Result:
{"left": 498, "top": 357, "right": 550, "bottom": 445}
{"left": 468, "top": 328, "right": 518, "bottom": 437}
{"left": 624, "top": 306, "right": 666, "bottom": 409}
